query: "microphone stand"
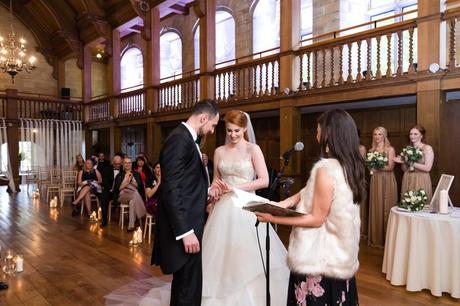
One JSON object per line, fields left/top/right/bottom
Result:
{"left": 260, "top": 158, "right": 293, "bottom": 306}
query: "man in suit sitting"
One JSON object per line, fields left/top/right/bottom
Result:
{"left": 100, "top": 153, "right": 124, "bottom": 228}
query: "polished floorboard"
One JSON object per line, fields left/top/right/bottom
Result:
{"left": 0, "top": 185, "right": 458, "bottom": 306}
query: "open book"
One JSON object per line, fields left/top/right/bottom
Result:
{"left": 232, "top": 188, "right": 305, "bottom": 217}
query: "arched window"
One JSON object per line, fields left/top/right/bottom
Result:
{"left": 215, "top": 10, "right": 235, "bottom": 68}
{"left": 120, "top": 47, "right": 143, "bottom": 92}
{"left": 301, "top": 0, "right": 313, "bottom": 45}
{"left": 194, "top": 25, "right": 200, "bottom": 71}
{"left": 253, "top": 0, "right": 280, "bottom": 54}
{"left": 160, "top": 31, "right": 182, "bottom": 80}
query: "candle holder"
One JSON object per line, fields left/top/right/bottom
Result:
{"left": 2, "top": 250, "right": 16, "bottom": 275}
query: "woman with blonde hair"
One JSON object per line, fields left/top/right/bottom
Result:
{"left": 368, "top": 126, "right": 398, "bottom": 247}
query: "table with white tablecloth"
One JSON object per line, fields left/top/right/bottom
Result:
{"left": 382, "top": 206, "right": 460, "bottom": 298}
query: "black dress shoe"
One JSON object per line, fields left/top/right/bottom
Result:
{"left": 71, "top": 205, "right": 80, "bottom": 216}
{"left": 0, "top": 281, "right": 8, "bottom": 290}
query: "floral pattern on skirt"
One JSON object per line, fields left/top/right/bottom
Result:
{"left": 287, "top": 273, "right": 359, "bottom": 306}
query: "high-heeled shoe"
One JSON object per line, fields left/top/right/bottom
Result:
{"left": 71, "top": 204, "right": 80, "bottom": 216}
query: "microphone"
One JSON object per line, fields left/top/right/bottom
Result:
{"left": 280, "top": 142, "right": 304, "bottom": 162}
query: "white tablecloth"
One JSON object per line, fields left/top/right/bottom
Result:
{"left": 382, "top": 206, "right": 460, "bottom": 298}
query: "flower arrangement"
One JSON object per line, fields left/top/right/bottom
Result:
{"left": 399, "top": 189, "right": 428, "bottom": 212}
{"left": 364, "top": 151, "right": 388, "bottom": 175}
{"left": 400, "top": 145, "right": 423, "bottom": 171}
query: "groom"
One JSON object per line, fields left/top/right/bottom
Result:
{"left": 152, "top": 99, "right": 220, "bottom": 306}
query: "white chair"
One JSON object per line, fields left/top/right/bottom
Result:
{"left": 46, "top": 168, "right": 62, "bottom": 203}
{"left": 25, "top": 166, "right": 40, "bottom": 192}
{"left": 118, "top": 203, "right": 129, "bottom": 229}
{"left": 119, "top": 202, "right": 143, "bottom": 230}
{"left": 60, "top": 170, "right": 77, "bottom": 207}
{"left": 80, "top": 193, "right": 100, "bottom": 215}
{"left": 143, "top": 213, "right": 155, "bottom": 243}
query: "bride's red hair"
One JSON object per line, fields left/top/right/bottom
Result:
{"left": 224, "top": 110, "right": 248, "bottom": 128}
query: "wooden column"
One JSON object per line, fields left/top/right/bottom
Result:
{"left": 416, "top": 0, "right": 442, "bottom": 182}
{"left": 57, "top": 59, "right": 66, "bottom": 98}
{"left": 279, "top": 101, "right": 302, "bottom": 191}
{"left": 110, "top": 29, "right": 121, "bottom": 119}
{"left": 82, "top": 44, "right": 92, "bottom": 103}
{"left": 5, "top": 89, "right": 20, "bottom": 192}
{"left": 199, "top": 0, "right": 216, "bottom": 100}
{"left": 146, "top": 122, "right": 162, "bottom": 163}
{"left": 109, "top": 126, "right": 122, "bottom": 157}
{"left": 279, "top": 0, "right": 302, "bottom": 190}
{"left": 279, "top": 0, "right": 301, "bottom": 91}
{"left": 145, "top": 7, "right": 161, "bottom": 113}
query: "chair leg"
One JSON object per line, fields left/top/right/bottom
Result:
{"left": 148, "top": 220, "right": 152, "bottom": 244}
{"left": 143, "top": 216, "right": 148, "bottom": 239}
{"left": 108, "top": 202, "right": 112, "bottom": 222}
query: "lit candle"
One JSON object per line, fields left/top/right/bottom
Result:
{"left": 439, "top": 189, "right": 448, "bottom": 214}
{"left": 91, "top": 211, "right": 97, "bottom": 221}
{"left": 132, "top": 231, "right": 138, "bottom": 244}
{"left": 136, "top": 227, "right": 143, "bottom": 243}
{"left": 15, "top": 255, "right": 24, "bottom": 272}
{"left": 97, "top": 207, "right": 102, "bottom": 220}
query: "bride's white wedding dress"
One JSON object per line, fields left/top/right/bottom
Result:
{"left": 105, "top": 159, "right": 289, "bottom": 306}
{"left": 201, "top": 158, "right": 289, "bottom": 305}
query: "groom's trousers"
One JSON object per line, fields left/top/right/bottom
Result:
{"left": 170, "top": 251, "right": 202, "bottom": 306}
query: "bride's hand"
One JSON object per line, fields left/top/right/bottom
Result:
{"left": 255, "top": 212, "right": 273, "bottom": 223}
{"left": 214, "top": 179, "right": 233, "bottom": 194}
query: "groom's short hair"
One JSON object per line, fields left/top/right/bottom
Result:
{"left": 191, "top": 99, "right": 219, "bottom": 119}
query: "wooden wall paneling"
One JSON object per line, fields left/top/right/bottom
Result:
{"left": 440, "top": 99, "right": 460, "bottom": 205}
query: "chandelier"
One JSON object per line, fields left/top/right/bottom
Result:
{"left": 0, "top": 0, "right": 37, "bottom": 83}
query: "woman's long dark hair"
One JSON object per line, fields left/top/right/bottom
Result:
{"left": 317, "top": 109, "right": 367, "bottom": 204}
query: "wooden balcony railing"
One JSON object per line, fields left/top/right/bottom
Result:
{"left": 214, "top": 54, "right": 280, "bottom": 103}
{"left": 17, "top": 96, "right": 82, "bottom": 120}
{"left": 295, "top": 18, "right": 417, "bottom": 93}
{"left": 444, "top": 7, "right": 460, "bottom": 69}
{"left": 158, "top": 74, "right": 200, "bottom": 112}
{"left": 87, "top": 96, "right": 111, "bottom": 122}
{"left": 117, "top": 89, "right": 146, "bottom": 118}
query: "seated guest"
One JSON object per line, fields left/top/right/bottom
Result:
{"left": 72, "top": 158, "right": 102, "bottom": 216}
{"left": 100, "top": 153, "right": 124, "bottom": 228}
{"left": 134, "top": 156, "right": 154, "bottom": 187}
{"left": 113, "top": 157, "right": 146, "bottom": 231}
{"left": 73, "top": 154, "right": 84, "bottom": 171}
{"left": 145, "top": 162, "right": 161, "bottom": 219}
{"left": 96, "top": 152, "right": 110, "bottom": 173}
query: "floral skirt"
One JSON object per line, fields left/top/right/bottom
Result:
{"left": 287, "top": 273, "right": 359, "bottom": 306}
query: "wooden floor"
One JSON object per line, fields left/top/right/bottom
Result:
{"left": 0, "top": 186, "right": 458, "bottom": 306}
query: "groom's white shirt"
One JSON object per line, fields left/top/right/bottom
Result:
{"left": 175, "top": 122, "right": 201, "bottom": 241}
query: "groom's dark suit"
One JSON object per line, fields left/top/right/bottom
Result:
{"left": 152, "top": 123, "right": 208, "bottom": 306}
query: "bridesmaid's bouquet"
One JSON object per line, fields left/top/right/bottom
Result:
{"left": 400, "top": 145, "right": 423, "bottom": 171}
{"left": 364, "top": 151, "right": 388, "bottom": 175}
{"left": 399, "top": 189, "right": 428, "bottom": 212}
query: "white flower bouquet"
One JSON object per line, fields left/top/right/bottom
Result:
{"left": 400, "top": 145, "right": 423, "bottom": 171}
{"left": 364, "top": 151, "right": 388, "bottom": 175}
{"left": 399, "top": 189, "right": 428, "bottom": 212}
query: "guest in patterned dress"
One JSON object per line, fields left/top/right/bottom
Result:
{"left": 256, "top": 109, "right": 366, "bottom": 306}
{"left": 394, "top": 124, "right": 434, "bottom": 202}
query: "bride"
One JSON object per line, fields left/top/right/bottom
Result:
{"left": 202, "top": 110, "right": 289, "bottom": 305}
{"left": 105, "top": 110, "right": 289, "bottom": 306}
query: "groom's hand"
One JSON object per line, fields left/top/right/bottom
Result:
{"left": 183, "top": 233, "right": 200, "bottom": 254}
